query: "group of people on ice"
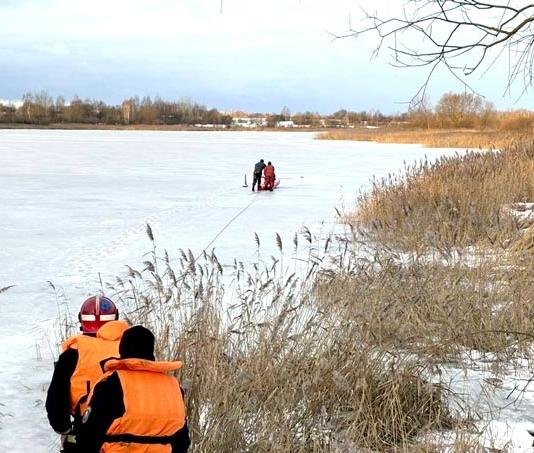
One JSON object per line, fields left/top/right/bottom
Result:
{"left": 46, "top": 295, "right": 190, "bottom": 452}
{"left": 252, "top": 158, "right": 276, "bottom": 191}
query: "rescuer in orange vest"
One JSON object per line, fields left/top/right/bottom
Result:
{"left": 263, "top": 161, "right": 276, "bottom": 191}
{"left": 78, "top": 325, "right": 190, "bottom": 453}
{"left": 46, "top": 295, "right": 128, "bottom": 452}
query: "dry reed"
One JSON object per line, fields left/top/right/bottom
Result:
{"left": 316, "top": 128, "right": 525, "bottom": 150}
{"left": 98, "top": 230, "right": 510, "bottom": 452}
{"left": 352, "top": 141, "right": 534, "bottom": 250}
{"left": 316, "top": 248, "right": 534, "bottom": 359}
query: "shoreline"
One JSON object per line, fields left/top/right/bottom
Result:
{"left": 0, "top": 123, "right": 326, "bottom": 132}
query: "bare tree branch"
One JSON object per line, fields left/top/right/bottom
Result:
{"left": 336, "top": 0, "right": 534, "bottom": 96}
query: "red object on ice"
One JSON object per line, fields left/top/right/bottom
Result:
{"left": 258, "top": 179, "right": 280, "bottom": 191}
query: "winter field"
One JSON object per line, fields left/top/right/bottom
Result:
{"left": 0, "top": 129, "right": 531, "bottom": 452}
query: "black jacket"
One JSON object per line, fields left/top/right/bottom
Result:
{"left": 254, "top": 161, "right": 266, "bottom": 174}
{"left": 78, "top": 371, "right": 190, "bottom": 453}
{"left": 46, "top": 348, "right": 79, "bottom": 433}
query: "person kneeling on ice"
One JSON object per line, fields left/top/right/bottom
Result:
{"left": 252, "top": 158, "right": 266, "bottom": 192}
{"left": 263, "top": 161, "right": 276, "bottom": 191}
{"left": 46, "top": 295, "right": 128, "bottom": 452}
{"left": 78, "top": 325, "right": 190, "bottom": 453}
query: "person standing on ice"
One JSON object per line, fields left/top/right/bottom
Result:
{"left": 252, "top": 158, "right": 266, "bottom": 191}
{"left": 78, "top": 325, "right": 190, "bottom": 453}
{"left": 263, "top": 161, "right": 276, "bottom": 191}
{"left": 46, "top": 295, "right": 128, "bottom": 452}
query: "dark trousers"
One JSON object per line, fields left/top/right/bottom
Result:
{"left": 252, "top": 172, "right": 262, "bottom": 190}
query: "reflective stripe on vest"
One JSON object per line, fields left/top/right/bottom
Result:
{"left": 102, "top": 358, "right": 185, "bottom": 453}
{"left": 62, "top": 321, "right": 128, "bottom": 415}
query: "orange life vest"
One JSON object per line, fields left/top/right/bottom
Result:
{"left": 62, "top": 320, "right": 128, "bottom": 415}
{"left": 101, "top": 358, "right": 186, "bottom": 453}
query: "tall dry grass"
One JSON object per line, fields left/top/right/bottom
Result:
{"left": 352, "top": 141, "right": 534, "bottom": 250}
{"left": 316, "top": 247, "right": 534, "bottom": 359}
{"left": 92, "top": 224, "right": 533, "bottom": 451}
{"left": 105, "top": 230, "right": 475, "bottom": 452}
{"left": 317, "top": 128, "right": 525, "bottom": 150}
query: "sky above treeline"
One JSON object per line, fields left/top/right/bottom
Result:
{"left": 1, "top": 0, "right": 532, "bottom": 114}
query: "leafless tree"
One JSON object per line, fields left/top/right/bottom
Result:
{"left": 340, "top": 1, "right": 534, "bottom": 98}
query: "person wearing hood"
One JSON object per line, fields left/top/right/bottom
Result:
{"left": 78, "top": 325, "right": 190, "bottom": 453}
{"left": 46, "top": 295, "right": 128, "bottom": 452}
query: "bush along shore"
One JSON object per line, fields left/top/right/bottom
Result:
{"left": 55, "top": 140, "right": 534, "bottom": 451}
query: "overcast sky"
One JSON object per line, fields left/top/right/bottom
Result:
{"left": 0, "top": 0, "right": 531, "bottom": 114}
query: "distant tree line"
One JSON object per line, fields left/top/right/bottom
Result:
{"left": 0, "top": 92, "right": 233, "bottom": 126}
{"left": 0, "top": 92, "right": 399, "bottom": 128}
{"left": 0, "top": 90, "right": 532, "bottom": 130}
{"left": 271, "top": 106, "right": 390, "bottom": 128}
{"left": 289, "top": 110, "right": 387, "bottom": 127}
{"left": 407, "top": 92, "right": 534, "bottom": 131}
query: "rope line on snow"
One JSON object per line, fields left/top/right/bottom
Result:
{"left": 196, "top": 191, "right": 259, "bottom": 260}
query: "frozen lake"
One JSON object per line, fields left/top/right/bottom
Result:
{"left": 0, "top": 130, "right": 462, "bottom": 451}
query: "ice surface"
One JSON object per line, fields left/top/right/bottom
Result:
{"left": 0, "top": 130, "right": 497, "bottom": 451}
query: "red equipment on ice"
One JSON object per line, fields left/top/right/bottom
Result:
{"left": 258, "top": 178, "right": 280, "bottom": 191}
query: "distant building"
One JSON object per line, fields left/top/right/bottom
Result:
{"left": 232, "top": 117, "right": 256, "bottom": 128}
{"left": 276, "top": 120, "right": 294, "bottom": 128}
{"left": 194, "top": 123, "right": 227, "bottom": 128}
{"left": 321, "top": 118, "right": 347, "bottom": 128}
{"left": 251, "top": 117, "right": 268, "bottom": 127}
{"left": 232, "top": 116, "right": 267, "bottom": 128}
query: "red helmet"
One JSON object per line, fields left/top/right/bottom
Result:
{"left": 78, "top": 295, "right": 119, "bottom": 334}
